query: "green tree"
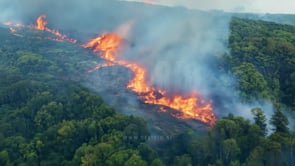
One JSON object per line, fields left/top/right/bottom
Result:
{"left": 270, "top": 107, "right": 289, "bottom": 134}
{"left": 233, "top": 62, "right": 270, "bottom": 101}
{"left": 124, "top": 153, "right": 147, "bottom": 166}
{"left": 137, "top": 143, "right": 157, "bottom": 164}
{"left": 151, "top": 158, "right": 165, "bottom": 166}
{"left": 264, "top": 141, "right": 282, "bottom": 166}
{"left": 106, "top": 149, "right": 134, "bottom": 166}
{"left": 0, "top": 150, "right": 10, "bottom": 166}
{"left": 229, "top": 18, "right": 295, "bottom": 107}
{"left": 222, "top": 139, "right": 240, "bottom": 165}
{"left": 245, "top": 146, "right": 265, "bottom": 166}
{"left": 251, "top": 107, "right": 267, "bottom": 136}
{"left": 172, "top": 154, "right": 192, "bottom": 166}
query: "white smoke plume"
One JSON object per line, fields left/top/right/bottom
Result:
{"left": 0, "top": 0, "right": 288, "bottom": 125}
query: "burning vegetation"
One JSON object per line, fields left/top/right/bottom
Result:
{"left": 3, "top": 15, "right": 76, "bottom": 43}
{"left": 82, "top": 33, "right": 216, "bottom": 126}
{"left": 35, "top": 15, "right": 47, "bottom": 30}
{"left": 3, "top": 14, "right": 216, "bottom": 126}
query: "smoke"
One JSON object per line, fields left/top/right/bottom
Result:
{"left": 116, "top": 4, "right": 295, "bottom": 132}
{"left": 122, "top": 10, "right": 230, "bottom": 97}
{"left": 124, "top": 0, "right": 251, "bottom": 12}
{"left": 124, "top": 0, "right": 295, "bottom": 14}
{"left": 118, "top": 9, "right": 242, "bottom": 117}
{"left": 1, "top": 0, "right": 292, "bottom": 129}
{"left": 0, "top": 0, "right": 135, "bottom": 32}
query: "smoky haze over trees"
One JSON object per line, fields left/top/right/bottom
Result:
{"left": 0, "top": 0, "right": 295, "bottom": 165}
{"left": 0, "top": 0, "right": 244, "bottom": 118}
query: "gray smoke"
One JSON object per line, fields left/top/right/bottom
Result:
{"left": 118, "top": 9, "right": 279, "bottom": 121}
{"left": 122, "top": 10, "right": 231, "bottom": 98}
{"left": 1, "top": 0, "right": 288, "bottom": 127}
{"left": 0, "top": 0, "right": 135, "bottom": 32}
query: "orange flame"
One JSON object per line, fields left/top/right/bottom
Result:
{"left": 82, "top": 33, "right": 121, "bottom": 61}
{"left": 82, "top": 33, "right": 216, "bottom": 126}
{"left": 9, "top": 27, "right": 16, "bottom": 33}
{"left": 36, "top": 15, "right": 48, "bottom": 30}
{"left": 2, "top": 15, "right": 76, "bottom": 43}
{"left": 34, "top": 15, "right": 77, "bottom": 43}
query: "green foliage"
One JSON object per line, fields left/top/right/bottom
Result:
{"left": 151, "top": 158, "right": 165, "bottom": 166}
{"left": 156, "top": 113, "right": 295, "bottom": 166}
{"left": 233, "top": 62, "right": 270, "bottom": 101}
{"left": 105, "top": 149, "right": 135, "bottom": 166}
{"left": 0, "top": 75, "right": 155, "bottom": 165}
{"left": 251, "top": 107, "right": 267, "bottom": 136}
{"left": 222, "top": 139, "right": 240, "bottom": 165}
{"left": 172, "top": 154, "right": 192, "bottom": 166}
{"left": 123, "top": 153, "right": 147, "bottom": 166}
{"left": 0, "top": 27, "right": 164, "bottom": 166}
{"left": 228, "top": 17, "right": 295, "bottom": 106}
{"left": 270, "top": 106, "right": 289, "bottom": 133}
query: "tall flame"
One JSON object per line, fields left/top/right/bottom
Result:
{"left": 36, "top": 15, "right": 48, "bottom": 31}
{"left": 82, "top": 33, "right": 216, "bottom": 126}
{"left": 33, "top": 15, "right": 76, "bottom": 43}
{"left": 82, "top": 33, "right": 121, "bottom": 61}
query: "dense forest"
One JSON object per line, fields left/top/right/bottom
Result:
{"left": 0, "top": 17, "right": 295, "bottom": 166}
{"left": 0, "top": 29, "right": 157, "bottom": 165}
{"left": 228, "top": 17, "right": 295, "bottom": 108}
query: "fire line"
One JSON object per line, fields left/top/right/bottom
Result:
{"left": 3, "top": 15, "right": 76, "bottom": 43}
{"left": 82, "top": 33, "right": 216, "bottom": 126}
{"left": 2, "top": 15, "right": 216, "bottom": 126}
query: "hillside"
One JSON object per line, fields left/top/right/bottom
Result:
{"left": 228, "top": 17, "right": 295, "bottom": 109}
{"left": 0, "top": 15, "right": 295, "bottom": 165}
{"left": 0, "top": 27, "right": 158, "bottom": 165}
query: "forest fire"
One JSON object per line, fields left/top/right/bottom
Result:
{"left": 82, "top": 33, "right": 121, "bottom": 61}
{"left": 35, "top": 15, "right": 47, "bottom": 30}
{"left": 2, "top": 15, "right": 76, "bottom": 43}
{"left": 82, "top": 33, "right": 216, "bottom": 126}
{"left": 34, "top": 15, "right": 77, "bottom": 43}
{"left": 3, "top": 14, "right": 216, "bottom": 126}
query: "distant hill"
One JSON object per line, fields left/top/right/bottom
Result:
{"left": 235, "top": 13, "right": 295, "bottom": 25}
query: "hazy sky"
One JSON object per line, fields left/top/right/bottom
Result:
{"left": 124, "top": 0, "right": 295, "bottom": 14}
